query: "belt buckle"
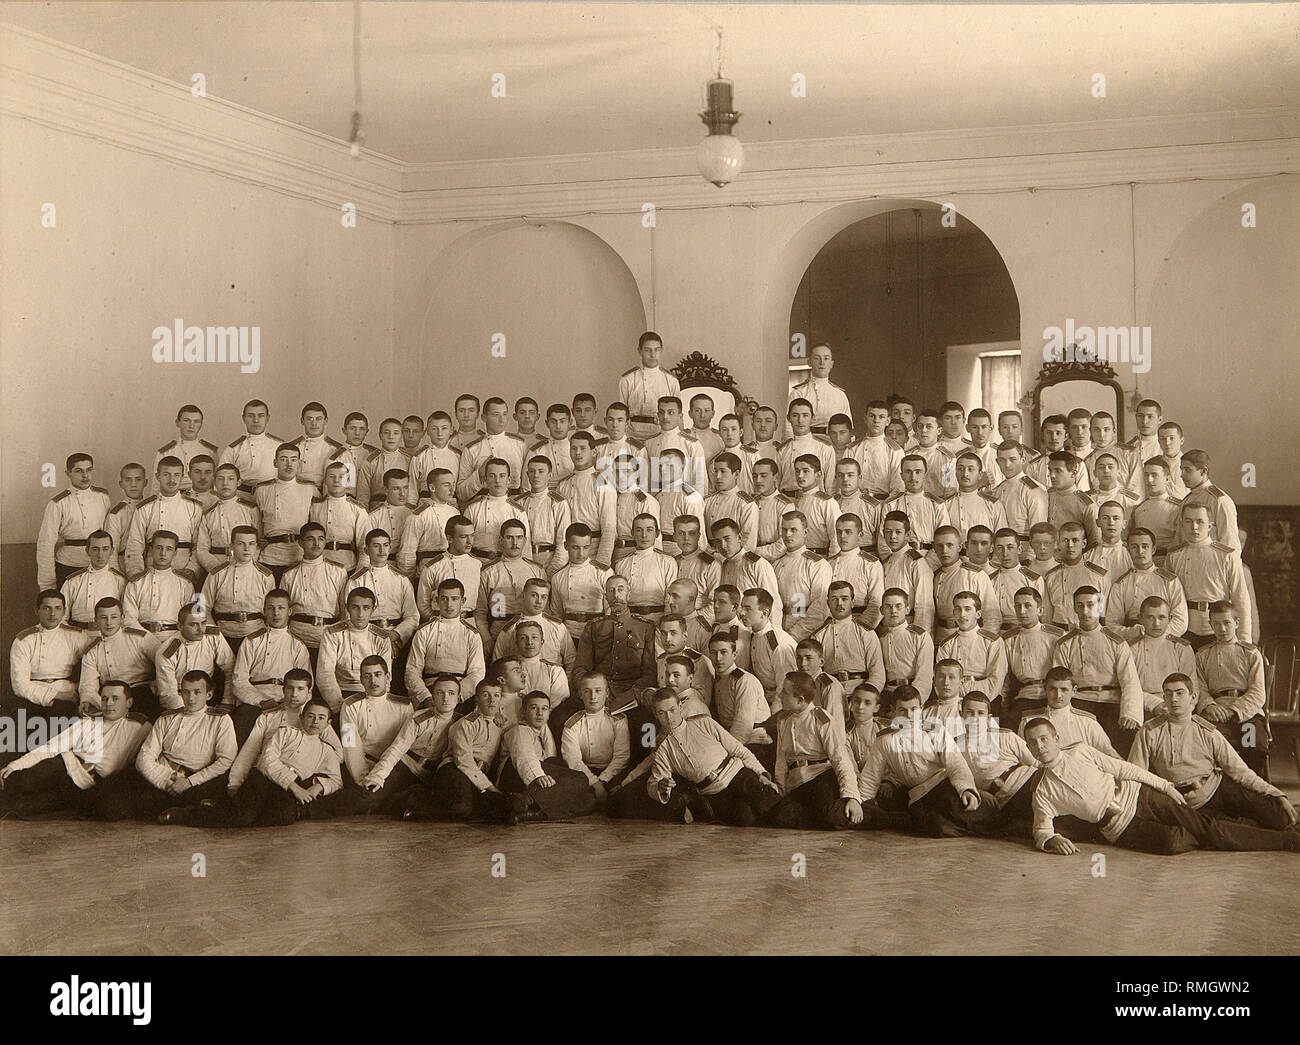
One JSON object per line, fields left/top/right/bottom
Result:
{"left": 236, "top": 611, "right": 248, "bottom": 623}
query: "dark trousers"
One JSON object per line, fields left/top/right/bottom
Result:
{"left": 86, "top": 767, "right": 230, "bottom": 821}
{"left": 407, "top": 763, "right": 510, "bottom": 822}
{"left": 607, "top": 771, "right": 692, "bottom": 822}
{"left": 1199, "top": 776, "right": 1291, "bottom": 831}
{"left": 0, "top": 698, "right": 81, "bottom": 768}
{"left": 1116, "top": 785, "right": 1298, "bottom": 854}
{"left": 767, "top": 769, "right": 850, "bottom": 830}
{"left": 700, "top": 767, "right": 781, "bottom": 827}
{"left": 231, "top": 703, "right": 265, "bottom": 747}
{"left": 1072, "top": 697, "right": 1135, "bottom": 755}
{"left": 967, "top": 769, "right": 1043, "bottom": 838}
{"left": 499, "top": 757, "right": 598, "bottom": 820}
{"left": 1186, "top": 632, "right": 1215, "bottom": 652}
{"left": 1215, "top": 714, "right": 1270, "bottom": 780}
{"left": 185, "top": 768, "right": 307, "bottom": 827}
{"left": 329, "top": 762, "right": 419, "bottom": 816}
{"left": 857, "top": 781, "right": 972, "bottom": 837}
{"left": 0, "top": 757, "right": 89, "bottom": 818}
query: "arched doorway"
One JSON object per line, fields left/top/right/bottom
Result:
{"left": 788, "top": 204, "right": 1020, "bottom": 416}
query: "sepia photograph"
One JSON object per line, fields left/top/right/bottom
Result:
{"left": 0, "top": 0, "right": 1297, "bottom": 985}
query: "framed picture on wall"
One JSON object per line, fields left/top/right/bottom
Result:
{"left": 1239, "top": 505, "right": 1300, "bottom": 638}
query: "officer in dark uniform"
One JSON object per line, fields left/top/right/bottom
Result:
{"left": 569, "top": 575, "right": 658, "bottom": 760}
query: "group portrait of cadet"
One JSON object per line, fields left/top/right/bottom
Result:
{"left": 7, "top": 332, "right": 1298, "bottom": 860}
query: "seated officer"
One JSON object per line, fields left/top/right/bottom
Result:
{"left": 766, "top": 671, "right": 862, "bottom": 830}
{"left": 957, "top": 691, "right": 1041, "bottom": 839}
{"left": 852, "top": 686, "right": 981, "bottom": 837}
{"left": 9, "top": 590, "right": 86, "bottom": 725}
{"left": 177, "top": 689, "right": 342, "bottom": 828}
{"left": 365, "top": 675, "right": 462, "bottom": 816}
{"left": 89, "top": 670, "right": 236, "bottom": 822}
{"left": 154, "top": 601, "right": 235, "bottom": 710}
{"left": 0, "top": 680, "right": 149, "bottom": 818}
{"left": 1016, "top": 666, "right": 1119, "bottom": 756}
{"left": 1194, "top": 602, "right": 1268, "bottom": 777}
{"left": 643, "top": 687, "right": 781, "bottom": 827}
{"left": 1026, "top": 716, "right": 1298, "bottom": 855}
{"left": 496, "top": 691, "right": 598, "bottom": 824}
{"left": 407, "top": 679, "right": 509, "bottom": 822}
{"left": 334, "top": 656, "right": 415, "bottom": 814}
{"left": 559, "top": 672, "right": 631, "bottom": 808}
{"left": 1130, "top": 673, "right": 1296, "bottom": 832}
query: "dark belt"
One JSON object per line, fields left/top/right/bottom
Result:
{"left": 416, "top": 549, "right": 443, "bottom": 562}
{"left": 788, "top": 757, "right": 829, "bottom": 768}
{"left": 917, "top": 541, "right": 934, "bottom": 550}
{"left": 630, "top": 415, "right": 655, "bottom": 424}
{"left": 994, "top": 764, "right": 1018, "bottom": 785}
{"left": 62, "top": 538, "right": 90, "bottom": 547}
{"left": 238, "top": 482, "right": 255, "bottom": 494}
{"left": 808, "top": 547, "right": 829, "bottom": 555}
{"left": 213, "top": 610, "right": 264, "bottom": 623}
{"left": 1187, "top": 601, "right": 1211, "bottom": 610}
{"left": 564, "top": 611, "right": 603, "bottom": 621}
{"left": 628, "top": 603, "right": 664, "bottom": 615}
{"left": 324, "top": 541, "right": 355, "bottom": 552}
{"left": 1076, "top": 685, "right": 1117, "bottom": 693}
{"left": 1213, "top": 688, "right": 1243, "bottom": 698}
{"left": 209, "top": 546, "right": 227, "bottom": 556}
{"left": 140, "top": 621, "right": 178, "bottom": 633}
{"left": 841, "top": 671, "right": 872, "bottom": 680}
{"left": 587, "top": 530, "right": 602, "bottom": 538}
{"left": 175, "top": 542, "right": 193, "bottom": 550}
{"left": 68, "top": 620, "right": 92, "bottom": 630}
{"left": 1017, "top": 677, "right": 1043, "bottom": 687}
{"left": 373, "top": 617, "right": 401, "bottom": 628}
{"left": 615, "top": 539, "right": 636, "bottom": 548}
{"left": 291, "top": 613, "right": 338, "bottom": 626}
{"left": 811, "top": 426, "right": 828, "bottom": 435}
{"left": 1000, "top": 622, "right": 1018, "bottom": 632}
{"left": 250, "top": 678, "right": 283, "bottom": 688}
{"left": 264, "top": 533, "right": 295, "bottom": 544}
{"left": 697, "top": 756, "right": 736, "bottom": 789}
{"left": 851, "top": 604, "right": 870, "bottom": 614}
{"left": 534, "top": 543, "right": 555, "bottom": 553}
{"left": 423, "top": 670, "right": 466, "bottom": 680}
{"left": 882, "top": 678, "right": 907, "bottom": 688}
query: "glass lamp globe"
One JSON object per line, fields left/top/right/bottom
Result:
{"left": 697, "top": 134, "right": 745, "bottom": 188}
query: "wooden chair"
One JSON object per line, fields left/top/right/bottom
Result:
{"left": 1262, "top": 635, "right": 1300, "bottom": 781}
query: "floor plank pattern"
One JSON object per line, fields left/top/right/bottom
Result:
{"left": 3, "top": 812, "right": 1298, "bottom": 955}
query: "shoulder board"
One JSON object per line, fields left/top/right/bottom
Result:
{"left": 364, "top": 449, "right": 384, "bottom": 463}
{"left": 312, "top": 495, "right": 328, "bottom": 504}
{"left": 289, "top": 435, "right": 306, "bottom": 446}
{"left": 942, "top": 492, "right": 959, "bottom": 503}
{"left": 295, "top": 478, "right": 316, "bottom": 486}
{"left": 813, "top": 434, "right": 832, "bottom": 446}
{"left": 245, "top": 627, "right": 268, "bottom": 639}
{"left": 109, "top": 501, "right": 130, "bottom": 513}
{"left": 621, "top": 366, "right": 638, "bottom": 378}
{"left": 343, "top": 693, "right": 365, "bottom": 706}
{"left": 630, "top": 613, "right": 652, "bottom": 624}
{"left": 1084, "top": 561, "right": 1107, "bottom": 576}
{"left": 857, "top": 549, "right": 880, "bottom": 562}
{"left": 158, "top": 708, "right": 184, "bottom": 718}
{"left": 563, "top": 710, "right": 588, "bottom": 731}
{"left": 742, "top": 551, "right": 762, "bottom": 563}
{"left": 742, "top": 442, "right": 758, "bottom": 453}
{"left": 90, "top": 486, "right": 110, "bottom": 496}
{"left": 546, "top": 490, "right": 565, "bottom": 503}
{"left": 200, "top": 440, "right": 218, "bottom": 452}
{"left": 1208, "top": 485, "right": 1226, "bottom": 498}
{"left": 64, "top": 566, "right": 90, "bottom": 580}
{"left": 1068, "top": 707, "right": 1098, "bottom": 721}
{"left": 811, "top": 706, "right": 832, "bottom": 724}
{"left": 766, "top": 631, "right": 780, "bottom": 650}
{"left": 1167, "top": 634, "right": 1192, "bottom": 647}
{"left": 324, "top": 621, "right": 348, "bottom": 634}
{"left": 206, "top": 706, "right": 231, "bottom": 716}
{"left": 324, "top": 437, "right": 343, "bottom": 449}
{"left": 464, "top": 435, "right": 485, "bottom": 449}
{"left": 925, "top": 492, "right": 945, "bottom": 504}
{"left": 906, "top": 623, "right": 926, "bottom": 636}
{"left": 207, "top": 561, "right": 230, "bottom": 576}
{"left": 254, "top": 478, "right": 276, "bottom": 488}
{"left": 465, "top": 491, "right": 487, "bottom": 504}
{"left": 1166, "top": 543, "right": 1187, "bottom": 554}
{"left": 1020, "top": 475, "right": 1042, "bottom": 488}
{"left": 227, "top": 436, "right": 246, "bottom": 448}
{"left": 160, "top": 637, "right": 182, "bottom": 658}
{"left": 1153, "top": 567, "right": 1176, "bottom": 581}
{"left": 803, "top": 549, "right": 822, "bottom": 562}
{"left": 137, "top": 494, "right": 159, "bottom": 507}
{"left": 122, "top": 627, "right": 147, "bottom": 637}
{"left": 460, "top": 618, "right": 478, "bottom": 631}
{"left": 542, "top": 611, "right": 565, "bottom": 625}
{"left": 1210, "top": 541, "right": 1233, "bottom": 553}
{"left": 1189, "top": 714, "right": 1219, "bottom": 732}
{"left": 1042, "top": 623, "right": 1066, "bottom": 636}
{"left": 776, "top": 493, "right": 795, "bottom": 504}
{"left": 1103, "top": 627, "right": 1126, "bottom": 643}
{"left": 124, "top": 711, "right": 150, "bottom": 724}
{"left": 979, "top": 490, "right": 1000, "bottom": 503}
{"left": 327, "top": 445, "right": 348, "bottom": 461}
{"left": 16, "top": 626, "right": 40, "bottom": 640}
{"left": 1239, "top": 641, "right": 1259, "bottom": 653}
{"left": 253, "top": 563, "right": 274, "bottom": 577}
{"left": 1060, "top": 627, "right": 1080, "bottom": 640}
{"left": 183, "top": 494, "right": 204, "bottom": 507}
{"left": 774, "top": 438, "right": 790, "bottom": 451}
{"left": 907, "top": 549, "right": 925, "bottom": 560}
{"left": 157, "top": 440, "right": 177, "bottom": 453}
{"left": 386, "top": 693, "right": 413, "bottom": 705}
{"left": 1075, "top": 492, "right": 1094, "bottom": 506}
{"left": 979, "top": 627, "right": 1000, "bottom": 640}
{"left": 696, "top": 551, "right": 716, "bottom": 564}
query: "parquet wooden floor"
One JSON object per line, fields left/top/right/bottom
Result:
{"left": 3, "top": 809, "right": 1298, "bottom": 955}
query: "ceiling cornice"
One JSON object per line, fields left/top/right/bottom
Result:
{"left": 4, "top": 23, "right": 1297, "bottom": 227}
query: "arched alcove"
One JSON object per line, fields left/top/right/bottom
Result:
{"left": 415, "top": 221, "right": 647, "bottom": 409}
{"left": 784, "top": 202, "right": 1021, "bottom": 412}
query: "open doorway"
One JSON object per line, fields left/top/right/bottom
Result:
{"left": 788, "top": 206, "right": 1020, "bottom": 413}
